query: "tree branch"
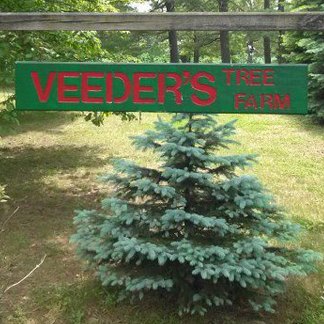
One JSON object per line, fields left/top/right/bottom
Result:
{"left": 0, "top": 206, "right": 20, "bottom": 235}
{"left": 4, "top": 255, "right": 47, "bottom": 293}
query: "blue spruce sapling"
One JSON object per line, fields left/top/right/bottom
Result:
{"left": 71, "top": 114, "right": 321, "bottom": 315}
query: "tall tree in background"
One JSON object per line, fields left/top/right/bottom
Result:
{"left": 219, "top": 0, "right": 231, "bottom": 63}
{"left": 285, "top": 0, "right": 324, "bottom": 123}
{"left": 246, "top": 35, "right": 255, "bottom": 63}
{"left": 277, "top": 0, "right": 286, "bottom": 64}
{"left": 228, "top": 0, "right": 263, "bottom": 64}
{"left": 146, "top": 0, "right": 270, "bottom": 64}
{"left": 165, "top": 0, "right": 180, "bottom": 63}
{"left": 146, "top": 0, "right": 180, "bottom": 62}
{"left": 175, "top": 0, "right": 220, "bottom": 63}
{"left": 263, "top": 0, "right": 272, "bottom": 63}
{"left": 193, "top": 32, "right": 200, "bottom": 63}
{"left": 278, "top": 0, "right": 285, "bottom": 12}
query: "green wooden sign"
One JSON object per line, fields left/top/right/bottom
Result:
{"left": 15, "top": 62, "right": 308, "bottom": 115}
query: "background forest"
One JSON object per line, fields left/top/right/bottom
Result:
{"left": 1, "top": 1, "right": 324, "bottom": 324}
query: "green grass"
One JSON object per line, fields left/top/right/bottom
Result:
{"left": 0, "top": 110, "right": 324, "bottom": 324}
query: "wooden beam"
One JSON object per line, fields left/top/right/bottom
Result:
{"left": 0, "top": 12, "right": 323, "bottom": 31}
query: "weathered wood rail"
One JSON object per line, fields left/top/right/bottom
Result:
{"left": 0, "top": 12, "right": 323, "bottom": 31}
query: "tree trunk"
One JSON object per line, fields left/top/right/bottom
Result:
{"left": 277, "top": 0, "right": 286, "bottom": 64}
{"left": 219, "top": 0, "right": 231, "bottom": 63}
{"left": 263, "top": 0, "right": 272, "bottom": 63}
{"left": 278, "top": 0, "right": 285, "bottom": 11}
{"left": 194, "top": 32, "right": 200, "bottom": 63}
{"left": 247, "top": 37, "right": 254, "bottom": 63}
{"left": 165, "top": 0, "right": 180, "bottom": 63}
{"left": 194, "top": 48, "right": 199, "bottom": 63}
{"left": 180, "top": 55, "right": 190, "bottom": 63}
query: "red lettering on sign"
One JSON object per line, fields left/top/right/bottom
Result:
{"left": 191, "top": 72, "right": 217, "bottom": 106}
{"left": 158, "top": 73, "right": 165, "bottom": 104}
{"left": 166, "top": 73, "right": 182, "bottom": 104}
{"left": 235, "top": 93, "right": 246, "bottom": 109}
{"left": 263, "top": 69, "right": 274, "bottom": 86}
{"left": 274, "top": 94, "right": 291, "bottom": 110}
{"left": 236, "top": 69, "right": 249, "bottom": 86}
{"left": 133, "top": 72, "right": 156, "bottom": 104}
{"left": 114, "top": 72, "right": 131, "bottom": 103}
{"left": 261, "top": 94, "right": 273, "bottom": 109}
{"left": 244, "top": 94, "right": 258, "bottom": 109}
{"left": 57, "top": 72, "right": 80, "bottom": 103}
{"left": 31, "top": 72, "right": 56, "bottom": 103}
{"left": 250, "top": 70, "right": 261, "bottom": 86}
{"left": 81, "top": 72, "right": 104, "bottom": 104}
{"left": 183, "top": 71, "right": 191, "bottom": 85}
{"left": 223, "top": 69, "right": 235, "bottom": 86}
{"left": 224, "top": 68, "right": 275, "bottom": 87}
{"left": 106, "top": 73, "right": 113, "bottom": 103}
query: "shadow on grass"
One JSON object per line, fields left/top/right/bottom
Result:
{"left": 289, "top": 115, "right": 324, "bottom": 139}
{"left": 32, "top": 279, "right": 266, "bottom": 324}
{"left": 0, "top": 111, "right": 82, "bottom": 137}
{"left": 0, "top": 143, "right": 113, "bottom": 235}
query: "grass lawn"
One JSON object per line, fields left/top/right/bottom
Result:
{"left": 0, "top": 110, "right": 324, "bottom": 324}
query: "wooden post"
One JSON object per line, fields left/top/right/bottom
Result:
{"left": 0, "top": 13, "right": 324, "bottom": 31}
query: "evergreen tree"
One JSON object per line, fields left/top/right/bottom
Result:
{"left": 71, "top": 114, "right": 321, "bottom": 315}
{"left": 285, "top": 0, "right": 324, "bottom": 123}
